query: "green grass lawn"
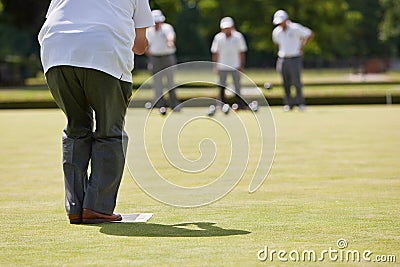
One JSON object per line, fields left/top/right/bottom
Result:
{"left": 0, "top": 106, "right": 399, "bottom": 266}
{"left": 24, "top": 68, "right": 400, "bottom": 87}
{"left": 1, "top": 84, "right": 400, "bottom": 104}
{"left": 2, "top": 69, "right": 400, "bottom": 103}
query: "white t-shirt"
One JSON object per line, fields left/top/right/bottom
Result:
{"left": 211, "top": 30, "right": 247, "bottom": 70}
{"left": 146, "top": 23, "right": 176, "bottom": 56}
{"left": 272, "top": 21, "right": 312, "bottom": 58}
{"left": 38, "top": 0, "right": 154, "bottom": 82}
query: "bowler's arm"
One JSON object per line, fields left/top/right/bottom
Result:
{"left": 212, "top": 53, "right": 219, "bottom": 73}
{"left": 240, "top": 51, "right": 246, "bottom": 72}
{"left": 300, "top": 31, "right": 314, "bottom": 53}
{"left": 167, "top": 33, "right": 176, "bottom": 48}
{"left": 132, "top": 28, "right": 148, "bottom": 55}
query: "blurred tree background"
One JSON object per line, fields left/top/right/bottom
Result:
{"left": 0, "top": 0, "right": 399, "bottom": 84}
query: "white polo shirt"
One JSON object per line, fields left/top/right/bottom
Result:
{"left": 272, "top": 21, "right": 312, "bottom": 58}
{"left": 146, "top": 23, "right": 176, "bottom": 56}
{"left": 38, "top": 0, "right": 154, "bottom": 82}
{"left": 211, "top": 30, "right": 247, "bottom": 70}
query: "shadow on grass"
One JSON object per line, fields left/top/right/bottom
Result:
{"left": 95, "top": 222, "right": 251, "bottom": 237}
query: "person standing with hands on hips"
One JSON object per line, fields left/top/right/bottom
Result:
{"left": 38, "top": 0, "right": 154, "bottom": 224}
{"left": 146, "top": 10, "right": 180, "bottom": 115}
{"left": 211, "top": 17, "right": 248, "bottom": 113}
{"left": 272, "top": 10, "right": 314, "bottom": 111}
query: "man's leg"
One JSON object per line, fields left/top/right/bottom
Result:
{"left": 46, "top": 66, "right": 93, "bottom": 216}
{"left": 217, "top": 70, "right": 228, "bottom": 105}
{"left": 231, "top": 70, "right": 247, "bottom": 109}
{"left": 150, "top": 56, "right": 167, "bottom": 108}
{"left": 281, "top": 59, "right": 294, "bottom": 108}
{"left": 291, "top": 57, "right": 305, "bottom": 107}
{"left": 80, "top": 68, "right": 132, "bottom": 215}
{"left": 165, "top": 55, "right": 180, "bottom": 109}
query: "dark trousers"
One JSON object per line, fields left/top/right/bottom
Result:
{"left": 149, "top": 54, "right": 179, "bottom": 108}
{"left": 217, "top": 69, "right": 247, "bottom": 108}
{"left": 277, "top": 57, "right": 305, "bottom": 107}
{"left": 46, "top": 66, "right": 132, "bottom": 215}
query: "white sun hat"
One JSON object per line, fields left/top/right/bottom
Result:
{"left": 220, "top": 17, "right": 234, "bottom": 29}
{"left": 152, "top": 10, "right": 165, "bottom": 23}
{"left": 273, "top": 10, "right": 288, "bottom": 25}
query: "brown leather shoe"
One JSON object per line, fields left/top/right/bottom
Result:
{"left": 81, "top": 208, "right": 122, "bottom": 224}
{"left": 68, "top": 214, "right": 82, "bottom": 224}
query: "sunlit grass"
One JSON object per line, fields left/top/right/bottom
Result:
{"left": 0, "top": 106, "right": 399, "bottom": 266}
{"left": 2, "top": 69, "right": 399, "bottom": 104}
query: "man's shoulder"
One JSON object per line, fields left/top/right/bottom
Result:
{"left": 288, "top": 21, "right": 312, "bottom": 35}
{"left": 232, "top": 30, "right": 245, "bottom": 38}
{"left": 162, "top": 23, "right": 175, "bottom": 30}
{"left": 146, "top": 26, "right": 156, "bottom": 34}
{"left": 212, "top": 32, "right": 225, "bottom": 42}
{"left": 272, "top": 26, "right": 282, "bottom": 34}
{"left": 288, "top": 21, "right": 307, "bottom": 30}
{"left": 214, "top": 32, "right": 225, "bottom": 38}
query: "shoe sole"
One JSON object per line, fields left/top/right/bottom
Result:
{"left": 81, "top": 217, "right": 122, "bottom": 224}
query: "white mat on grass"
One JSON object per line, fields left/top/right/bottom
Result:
{"left": 111, "top": 213, "right": 153, "bottom": 223}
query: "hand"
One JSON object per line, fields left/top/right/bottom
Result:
{"left": 299, "top": 46, "right": 304, "bottom": 56}
{"left": 213, "top": 66, "right": 218, "bottom": 74}
{"left": 133, "top": 28, "right": 148, "bottom": 55}
{"left": 167, "top": 40, "right": 175, "bottom": 48}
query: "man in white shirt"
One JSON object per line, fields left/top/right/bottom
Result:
{"left": 211, "top": 17, "right": 248, "bottom": 111}
{"left": 272, "top": 10, "right": 314, "bottom": 111}
{"left": 38, "top": 0, "right": 154, "bottom": 224}
{"left": 146, "top": 10, "right": 179, "bottom": 115}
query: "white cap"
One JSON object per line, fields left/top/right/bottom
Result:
{"left": 220, "top": 17, "right": 234, "bottom": 29}
{"left": 273, "top": 10, "right": 288, "bottom": 25}
{"left": 152, "top": 10, "right": 165, "bottom": 23}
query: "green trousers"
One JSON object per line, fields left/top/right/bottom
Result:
{"left": 46, "top": 66, "right": 132, "bottom": 215}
